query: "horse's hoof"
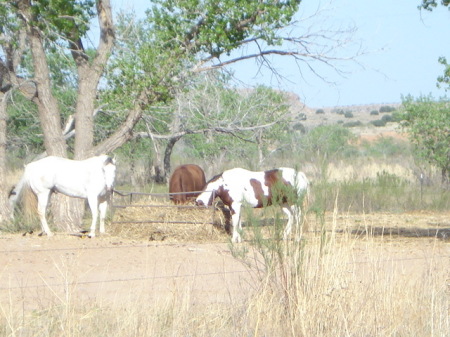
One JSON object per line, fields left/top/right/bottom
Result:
{"left": 232, "top": 236, "right": 242, "bottom": 243}
{"left": 88, "top": 233, "right": 96, "bottom": 238}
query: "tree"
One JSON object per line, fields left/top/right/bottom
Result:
{"left": 136, "top": 74, "right": 292, "bottom": 180}
{"left": 401, "top": 95, "right": 450, "bottom": 184}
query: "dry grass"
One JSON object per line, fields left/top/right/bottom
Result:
{"left": 1, "top": 208, "right": 448, "bottom": 337}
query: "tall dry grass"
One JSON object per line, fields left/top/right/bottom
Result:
{"left": 1, "top": 210, "right": 448, "bottom": 337}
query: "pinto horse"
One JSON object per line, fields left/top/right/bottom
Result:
{"left": 9, "top": 155, "right": 116, "bottom": 237}
{"left": 196, "top": 167, "right": 309, "bottom": 243}
{"left": 169, "top": 164, "right": 206, "bottom": 204}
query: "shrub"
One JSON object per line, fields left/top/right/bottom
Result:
{"left": 381, "top": 114, "right": 393, "bottom": 123}
{"left": 343, "top": 121, "right": 362, "bottom": 127}
{"left": 293, "top": 123, "right": 306, "bottom": 133}
{"left": 297, "top": 113, "right": 307, "bottom": 120}
{"left": 370, "top": 119, "right": 387, "bottom": 127}
{"left": 370, "top": 110, "right": 379, "bottom": 115}
{"left": 392, "top": 111, "right": 406, "bottom": 122}
{"left": 315, "top": 109, "right": 325, "bottom": 114}
{"left": 379, "top": 105, "right": 396, "bottom": 113}
{"left": 344, "top": 111, "right": 354, "bottom": 118}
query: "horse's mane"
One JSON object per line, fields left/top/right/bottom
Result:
{"left": 205, "top": 172, "right": 223, "bottom": 184}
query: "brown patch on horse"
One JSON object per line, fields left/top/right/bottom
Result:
{"left": 169, "top": 164, "right": 206, "bottom": 204}
{"left": 215, "top": 185, "right": 234, "bottom": 211}
{"left": 249, "top": 179, "right": 266, "bottom": 207}
{"left": 257, "top": 169, "right": 294, "bottom": 206}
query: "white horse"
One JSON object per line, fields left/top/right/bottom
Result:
{"left": 9, "top": 155, "right": 116, "bottom": 237}
{"left": 196, "top": 167, "right": 309, "bottom": 243}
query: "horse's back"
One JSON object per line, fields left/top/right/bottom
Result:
{"left": 169, "top": 164, "right": 206, "bottom": 203}
{"left": 24, "top": 155, "right": 111, "bottom": 197}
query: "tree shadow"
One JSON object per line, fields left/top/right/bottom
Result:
{"left": 340, "top": 226, "right": 450, "bottom": 241}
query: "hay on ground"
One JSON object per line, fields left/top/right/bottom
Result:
{"left": 110, "top": 197, "right": 230, "bottom": 242}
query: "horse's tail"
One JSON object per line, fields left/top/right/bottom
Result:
{"left": 10, "top": 170, "right": 38, "bottom": 223}
{"left": 22, "top": 181, "right": 39, "bottom": 223}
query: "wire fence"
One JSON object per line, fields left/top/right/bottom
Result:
{"left": 1, "top": 242, "right": 448, "bottom": 291}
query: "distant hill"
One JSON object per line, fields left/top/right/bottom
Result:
{"left": 283, "top": 91, "right": 406, "bottom": 142}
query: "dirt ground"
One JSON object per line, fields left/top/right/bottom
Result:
{"left": 1, "top": 212, "right": 449, "bottom": 312}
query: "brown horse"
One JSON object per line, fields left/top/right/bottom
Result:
{"left": 169, "top": 164, "right": 206, "bottom": 204}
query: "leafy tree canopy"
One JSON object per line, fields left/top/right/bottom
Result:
{"left": 401, "top": 95, "right": 450, "bottom": 183}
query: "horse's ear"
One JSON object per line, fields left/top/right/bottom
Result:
{"left": 104, "top": 156, "right": 115, "bottom": 166}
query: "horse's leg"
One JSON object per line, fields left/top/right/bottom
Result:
{"left": 87, "top": 195, "right": 99, "bottom": 238}
{"left": 282, "top": 206, "right": 293, "bottom": 240}
{"left": 98, "top": 199, "right": 108, "bottom": 234}
{"left": 291, "top": 204, "right": 302, "bottom": 240}
{"left": 231, "top": 203, "right": 242, "bottom": 243}
{"left": 37, "top": 191, "right": 53, "bottom": 236}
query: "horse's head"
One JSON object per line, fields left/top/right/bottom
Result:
{"left": 195, "top": 173, "right": 223, "bottom": 207}
{"left": 103, "top": 156, "right": 116, "bottom": 191}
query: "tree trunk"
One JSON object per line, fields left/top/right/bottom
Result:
{"left": 0, "top": 92, "right": 11, "bottom": 224}
{"left": 163, "top": 136, "right": 182, "bottom": 182}
{"left": 18, "top": 1, "right": 76, "bottom": 231}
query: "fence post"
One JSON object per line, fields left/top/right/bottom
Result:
{"left": 420, "top": 173, "right": 424, "bottom": 206}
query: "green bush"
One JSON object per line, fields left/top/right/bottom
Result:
{"left": 316, "top": 109, "right": 325, "bottom": 114}
{"left": 379, "top": 105, "right": 396, "bottom": 113}
{"left": 370, "top": 119, "right": 387, "bottom": 127}
{"left": 344, "top": 111, "right": 354, "bottom": 118}
{"left": 370, "top": 110, "right": 379, "bottom": 115}
{"left": 311, "top": 173, "right": 449, "bottom": 213}
{"left": 381, "top": 114, "right": 393, "bottom": 123}
{"left": 343, "top": 121, "right": 362, "bottom": 127}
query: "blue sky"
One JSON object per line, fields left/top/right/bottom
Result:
{"left": 112, "top": 0, "right": 450, "bottom": 107}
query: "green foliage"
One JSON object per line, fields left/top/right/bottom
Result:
{"left": 104, "top": 0, "right": 302, "bottom": 115}
{"left": 362, "top": 137, "right": 410, "bottom": 158}
{"left": 370, "top": 119, "right": 387, "bottom": 127}
{"left": 302, "top": 125, "right": 355, "bottom": 160}
{"left": 315, "top": 108, "right": 325, "bottom": 114}
{"left": 344, "top": 111, "right": 354, "bottom": 118}
{"left": 27, "top": 0, "right": 96, "bottom": 42}
{"left": 381, "top": 114, "right": 393, "bottom": 123}
{"left": 437, "top": 56, "right": 450, "bottom": 89}
{"left": 312, "top": 173, "right": 450, "bottom": 213}
{"left": 379, "top": 105, "right": 396, "bottom": 113}
{"left": 420, "top": 0, "right": 450, "bottom": 11}
{"left": 7, "top": 92, "right": 44, "bottom": 157}
{"left": 401, "top": 95, "right": 450, "bottom": 182}
{"left": 370, "top": 110, "right": 379, "bottom": 115}
{"left": 149, "top": 0, "right": 300, "bottom": 57}
{"left": 391, "top": 110, "right": 406, "bottom": 122}
{"left": 343, "top": 120, "right": 362, "bottom": 127}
